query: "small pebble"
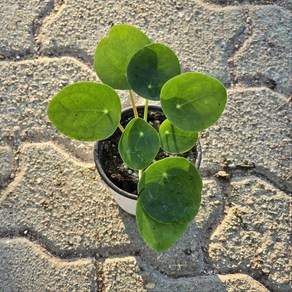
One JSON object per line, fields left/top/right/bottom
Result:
{"left": 145, "top": 283, "right": 156, "bottom": 289}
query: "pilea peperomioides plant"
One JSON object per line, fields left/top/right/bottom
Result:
{"left": 47, "top": 24, "right": 227, "bottom": 252}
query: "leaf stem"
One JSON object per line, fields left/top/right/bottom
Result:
{"left": 138, "top": 169, "right": 142, "bottom": 180}
{"left": 143, "top": 99, "right": 149, "bottom": 122}
{"left": 129, "top": 90, "right": 138, "bottom": 118}
{"left": 118, "top": 123, "right": 125, "bottom": 133}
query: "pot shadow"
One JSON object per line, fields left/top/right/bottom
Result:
{"left": 116, "top": 207, "right": 229, "bottom": 291}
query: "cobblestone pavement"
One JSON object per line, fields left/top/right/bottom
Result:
{"left": 0, "top": 0, "right": 291, "bottom": 291}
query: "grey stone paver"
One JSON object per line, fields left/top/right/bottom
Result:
{"left": 209, "top": 176, "right": 290, "bottom": 291}
{"left": 200, "top": 87, "right": 291, "bottom": 192}
{"left": 0, "top": 237, "right": 98, "bottom": 291}
{"left": 102, "top": 256, "right": 269, "bottom": 291}
{"left": 39, "top": 0, "right": 246, "bottom": 85}
{"left": 0, "top": 0, "right": 51, "bottom": 56}
{"left": 234, "top": 6, "right": 291, "bottom": 95}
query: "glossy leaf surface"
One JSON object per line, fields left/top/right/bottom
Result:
{"left": 136, "top": 199, "right": 188, "bottom": 252}
{"left": 119, "top": 118, "right": 160, "bottom": 170}
{"left": 159, "top": 119, "right": 198, "bottom": 154}
{"left": 138, "top": 157, "right": 202, "bottom": 223}
{"left": 127, "top": 43, "right": 180, "bottom": 100}
{"left": 47, "top": 82, "right": 121, "bottom": 141}
{"left": 161, "top": 72, "right": 227, "bottom": 132}
{"left": 94, "top": 24, "right": 151, "bottom": 89}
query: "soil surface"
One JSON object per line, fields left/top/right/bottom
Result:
{"left": 97, "top": 107, "right": 199, "bottom": 195}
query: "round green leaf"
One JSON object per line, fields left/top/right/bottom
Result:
{"left": 127, "top": 43, "right": 181, "bottom": 100}
{"left": 118, "top": 118, "right": 160, "bottom": 170}
{"left": 138, "top": 157, "right": 202, "bottom": 223}
{"left": 159, "top": 119, "right": 198, "bottom": 154}
{"left": 161, "top": 72, "right": 227, "bottom": 132}
{"left": 94, "top": 24, "right": 151, "bottom": 89}
{"left": 47, "top": 82, "right": 121, "bottom": 141}
{"left": 136, "top": 199, "right": 188, "bottom": 252}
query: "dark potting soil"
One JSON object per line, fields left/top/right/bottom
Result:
{"left": 98, "top": 108, "right": 199, "bottom": 195}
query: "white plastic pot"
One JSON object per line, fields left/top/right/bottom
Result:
{"left": 94, "top": 105, "right": 202, "bottom": 216}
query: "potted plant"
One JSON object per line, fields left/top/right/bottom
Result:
{"left": 47, "top": 24, "right": 227, "bottom": 252}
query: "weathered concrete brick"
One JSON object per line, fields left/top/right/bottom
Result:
{"left": 0, "top": 0, "right": 51, "bottom": 55}
{"left": 146, "top": 273, "right": 269, "bottom": 291}
{"left": 102, "top": 256, "right": 269, "bottom": 291}
{"left": 209, "top": 176, "right": 290, "bottom": 291}
{"left": 0, "top": 146, "right": 14, "bottom": 189}
{"left": 202, "top": 0, "right": 291, "bottom": 10}
{"left": 234, "top": 6, "right": 291, "bottom": 94}
{"left": 195, "top": 179, "right": 223, "bottom": 234}
{"left": 0, "top": 57, "right": 96, "bottom": 161}
{"left": 0, "top": 238, "right": 98, "bottom": 291}
{"left": 0, "top": 142, "right": 132, "bottom": 255}
{"left": 218, "top": 274, "right": 269, "bottom": 292}
{"left": 39, "top": 0, "right": 246, "bottom": 85}
{"left": 102, "top": 257, "right": 145, "bottom": 291}
{"left": 0, "top": 57, "right": 144, "bottom": 161}
{"left": 200, "top": 88, "right": 291, "bottom": 192}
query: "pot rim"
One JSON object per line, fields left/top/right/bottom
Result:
{"left": 94, "top": 104, "right": 202, "bottom": 201}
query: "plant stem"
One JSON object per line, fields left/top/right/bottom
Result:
{"left": 143, "top": 99, "right": 149, "bottom": 122}
{"left": 118, "top": 123, "right": 125, "bottom": 132}
{"left": 129, "top": 90, "right": 138, "bottom": 118}
{"left": 138, "top": 169, "right": 142, "bottom": 180}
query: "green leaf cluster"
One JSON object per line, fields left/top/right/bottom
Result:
{"left": 47, "top": 24, "right": 227, "bottom": 252}
{"left": 137, "top": 157, "right": 202, "bottom": 252}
